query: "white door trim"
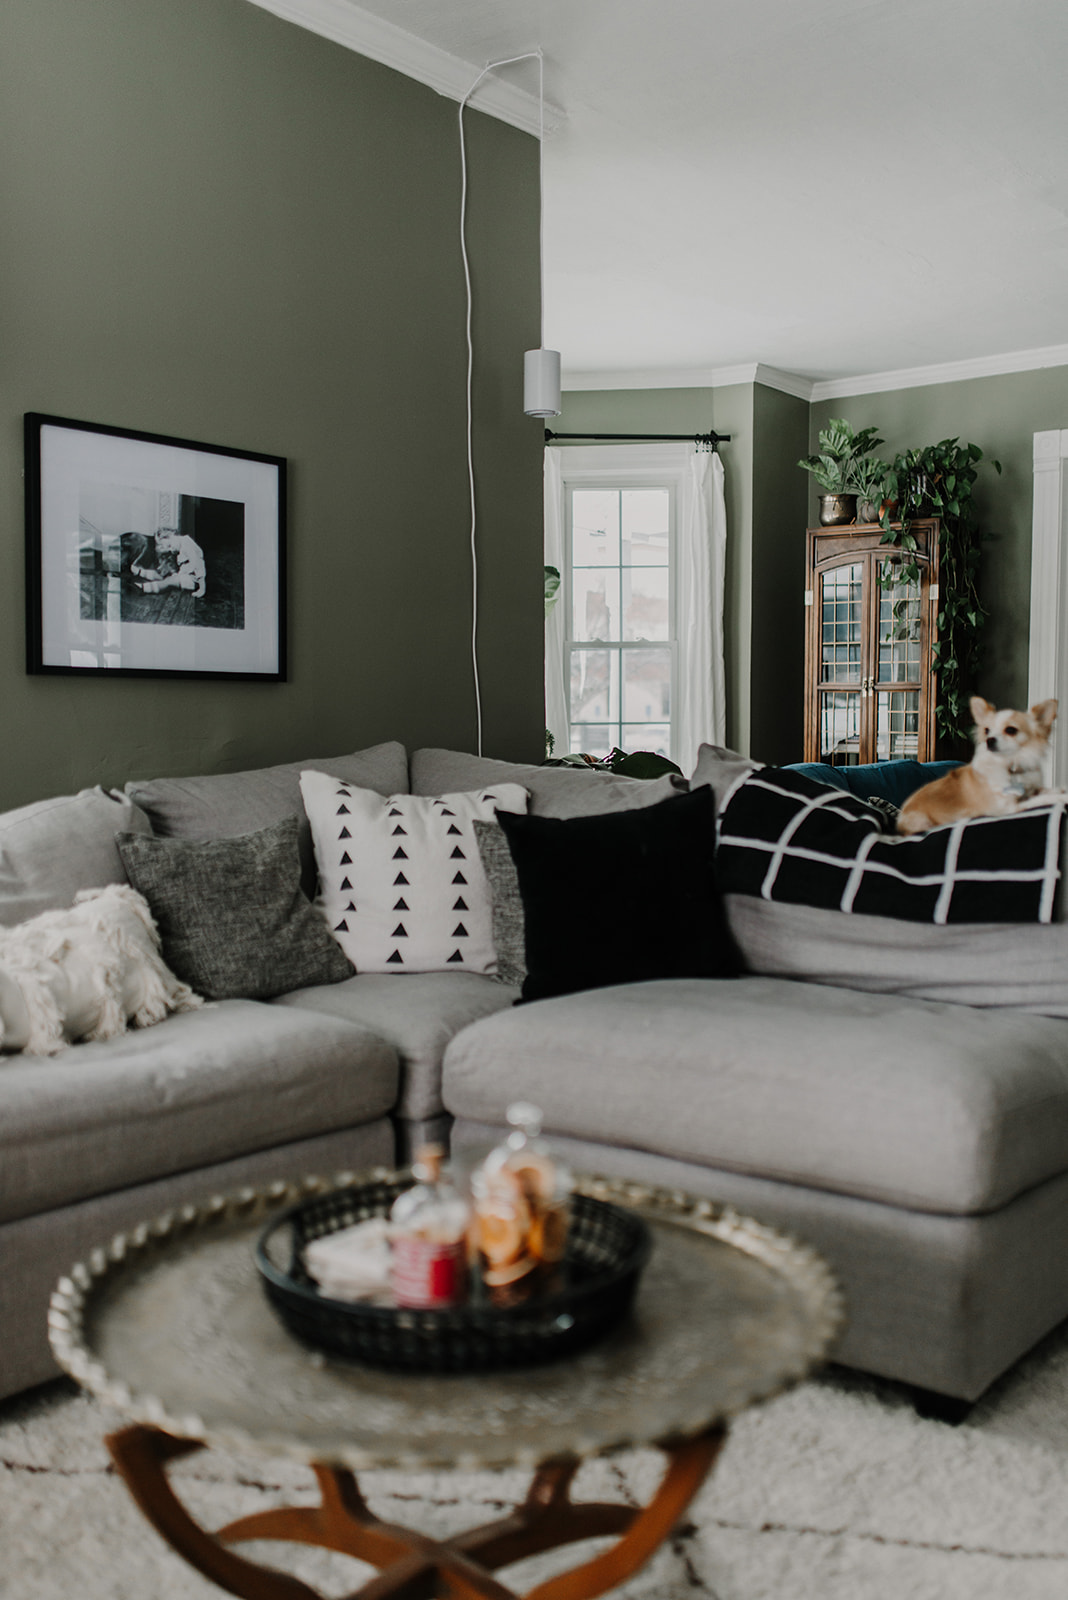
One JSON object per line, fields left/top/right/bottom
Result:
{"left": 1028, "top": 430, "right": 1068, "bottom": 787}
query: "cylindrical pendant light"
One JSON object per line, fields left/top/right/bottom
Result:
{"left": 524, "top": 346, "right": 561, "bottom": 417}
{"left": 524, "top": 51, "right": 561, "bottom": 419}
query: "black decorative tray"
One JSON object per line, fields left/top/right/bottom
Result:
{"left": 255, "top": 1173, "right": 652, "bottom": 1373}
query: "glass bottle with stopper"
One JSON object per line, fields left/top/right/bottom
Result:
{"left": 469, "top": 1102, "right": 571, "bottom": 1306}
{"left": 390, "top": 1143, "right": 469, "bottom": 1309}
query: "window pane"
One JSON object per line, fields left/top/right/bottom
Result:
{"left": 569, "top": 647, "right": 619, "bottom": 725}
{"left": 571, "top": 490, "right": 620, "bottom": 566}
{"left": 570, "top": 724, "right": 612, "bottom": 757}
{"left": 623, "top": 568, "right": 669, "bottom": 641}
{"left": 819, "top": 690, "right": 861, "bottom": 765}
{"left": 877, "top": 567, "right": 922, "bottom": 684}
{"left": 819, "top": 562, "right": 863, "bottom": 683}
{"left": 623, "top": 647, "right": 671, "bottom": 723}
{"left": 572, "top": 569, "right": 620, "bottom": 641}
{"left": 622, "top": 723, "right": 671, "bottom": 756}
{"left": 876, "top": 689, "right": 921, "bottom": 759}
{"left": 622, "top": 489, "right": 670, "bottom": 566}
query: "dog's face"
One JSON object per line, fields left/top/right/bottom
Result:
{"left": 970, "top": 695, "right": 1058, "bottom": 767}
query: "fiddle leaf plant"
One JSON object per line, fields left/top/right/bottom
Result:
{"left": 877, "top": 438, "right": 1001, "bottom": 751}
{"left": 798, "top": 418, "right": 885, "bottom": 494}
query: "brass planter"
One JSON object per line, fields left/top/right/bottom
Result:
{"left": 818, "top": 493, "right": 857, "bottom": 526}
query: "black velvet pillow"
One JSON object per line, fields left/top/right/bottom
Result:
{"left": 495, "top": 785, "right": 739, "bottom": 1003}
{"left": 116, "top": 815, "right": 354, "bottom": 1001}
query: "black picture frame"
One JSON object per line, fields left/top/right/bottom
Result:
{"left": 25, "top": 413, "right": 287, "bottom": 680}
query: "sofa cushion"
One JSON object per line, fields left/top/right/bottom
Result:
{"left": 0, "top": 788, "right": 153, "bottom": 929}
{"left": 472, "top": 820, "right": 526, "bottom": 987}
{"left": 496, "top": 787, "right": 740, "bottom": 1002}
{"left": 126, "top": 741, "right": 408, "bottom": 897}
{"left": 410, "top": 748, "right": 685, "bottom": 817}
{"left": 441, "top": 975, "right": 1068, "bottom": 1216}
{"left": 689, "top": 742, "right": 763, "bottom": 805}
{"left": 116, "top": 816, "right": 354, "bottom": 1000}
{"left": 273, "top": 970, "right": 518, "bottom": 1120}
{"left": 0, "top": 1000, "right": 398, "bottom": 1226}
{"left": 300, "top": 774, "right": 528, "bottom": 975}
{"left": 726, "top": 893, "right": 1068, "bottom": 1019}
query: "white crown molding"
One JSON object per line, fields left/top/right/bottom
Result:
{"left": 244, "top": 0, "right": 564, "bottom": 135}
{"left": 752, "top": 364, "right": 815, "bottom": 401}
{"left": 562, "top": 362, "right": 815, "bottom": 400}
{"left": 563, "top": 345, "right": 1068, "bottom": 403}
{"left": 810, "top": 343, "right": 1068, "bottom": 401}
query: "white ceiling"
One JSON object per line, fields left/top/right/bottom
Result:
{"left": 251, "top": 0, "right": 1068, "bottom": 393}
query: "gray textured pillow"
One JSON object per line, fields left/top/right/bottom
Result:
{"left": 473, "top": 819, "right": 526, "bottom": 986}
{"left": 116, "top": 816, "right": 354, "bottom": 1001}
{"left": 126, "top": 741, "right": 409, "bottom": 898}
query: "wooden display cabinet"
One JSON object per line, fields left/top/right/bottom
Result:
{"left": 803, "top": 519, "right": 940, "bottom": 766}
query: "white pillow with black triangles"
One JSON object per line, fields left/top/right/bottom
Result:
{"left": 299, "top": 771, "right": 528, "bottom": 975}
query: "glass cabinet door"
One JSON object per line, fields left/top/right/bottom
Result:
{"left": 804, "top": 521, "right": 938, "bottom": 766}
{"left": 874, "top": 561, "right": 923, "bottom": 760}
{"left": 816, "top": 560, "right": 864, "bottom": 765}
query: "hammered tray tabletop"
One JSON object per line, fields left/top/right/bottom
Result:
{"left": 49, "top": 1171, "right": 843, "bottom": 1472}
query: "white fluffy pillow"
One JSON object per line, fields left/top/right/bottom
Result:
{"left": 0, "top": 884, "right": 203, "bottom": 1056}
{"left": 300, "top": 772, "right": 528, "bottom": 975}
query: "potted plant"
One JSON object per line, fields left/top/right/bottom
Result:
{"left": 850, "top": 454, "right": 891, "bottom": 524}
{"left": 798, "top": 419, "right": 886, "bottom": 525}
{"left": 877, "top": 438, "right": 1001, "bottom": 752}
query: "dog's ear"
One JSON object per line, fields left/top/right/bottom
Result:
{"left": 970, "top": 695, "right": 994, "bottom": 724}
{"left": 1032, "top": 698, "right": 1058, "bottom": 731}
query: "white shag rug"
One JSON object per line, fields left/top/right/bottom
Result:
{"left": 5, "top": 1325, "right": 1068, "bottom": 1600}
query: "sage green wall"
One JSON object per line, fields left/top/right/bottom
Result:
{"left": 751, "top": 384, "right": 809, "bottom": 762}
{"left": 0, "top": 0, "right": 543, "bottom": 811}
{"left": 811, "top": 367, "right": 1068, "bottom": 713}
{"left": 553, "top": 386, "right": 754, "bottom": 754}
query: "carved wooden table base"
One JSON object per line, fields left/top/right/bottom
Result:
{"left": 106, "top": 1422, "right": 727, "bottom": 1600}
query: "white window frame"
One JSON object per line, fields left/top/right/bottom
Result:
{"left": 566, "top": 478, "right": 676, "bottom": 760}
{"left": 555, "top": 444, "right": 691, "bottom": 763}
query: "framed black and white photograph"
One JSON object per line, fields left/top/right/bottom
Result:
{"left": 25, "top": 414, "right": 286, "bottom": 679}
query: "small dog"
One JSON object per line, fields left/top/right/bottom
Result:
{"left": 896, "top": 695, "right": 1058, "bottom": 835}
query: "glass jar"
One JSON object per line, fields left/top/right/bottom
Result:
{"left": 468, "top": 1103, "right": 571, "bottom": 1306}
{"left": 390, "top": 1144, "right": 470, "bottom": 1309}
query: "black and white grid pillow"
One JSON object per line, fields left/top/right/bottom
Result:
{"left": 716, "top": 768, "right": 1066, "bottom": 924}
{"left": 300, "top": 772, "right": 528, "bottom": 973}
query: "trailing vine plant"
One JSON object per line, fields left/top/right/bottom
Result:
{"left": 877, "top": 440, "right": 1001, "bottom": 753}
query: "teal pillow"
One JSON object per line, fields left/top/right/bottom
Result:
{"left": 785, "top": 759, "right": 960, "bottom": 808}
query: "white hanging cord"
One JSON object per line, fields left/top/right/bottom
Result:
{"left": 460, "top": 48, "right": 543, "bottom": 756}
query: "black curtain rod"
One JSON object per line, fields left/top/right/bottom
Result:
{"left": 544, "top": 428, "right": 730, "bottom": 446}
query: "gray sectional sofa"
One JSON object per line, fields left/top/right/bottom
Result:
{"left": 3, "top": 738, "right": 1068, "bottom": 1417}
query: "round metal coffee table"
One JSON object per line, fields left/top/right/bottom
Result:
{"left": 49, "top": 1171, "right": 842, "bottom": 1600}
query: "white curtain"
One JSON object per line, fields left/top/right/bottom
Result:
{"left": 543, "top": 447, "right": 569, "bottom": 757}
{"left": 676, "top": 448, "right": 727, "bottom": 774}
{"left": 544, "top": 442, "right": 727, "bottom": 775}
